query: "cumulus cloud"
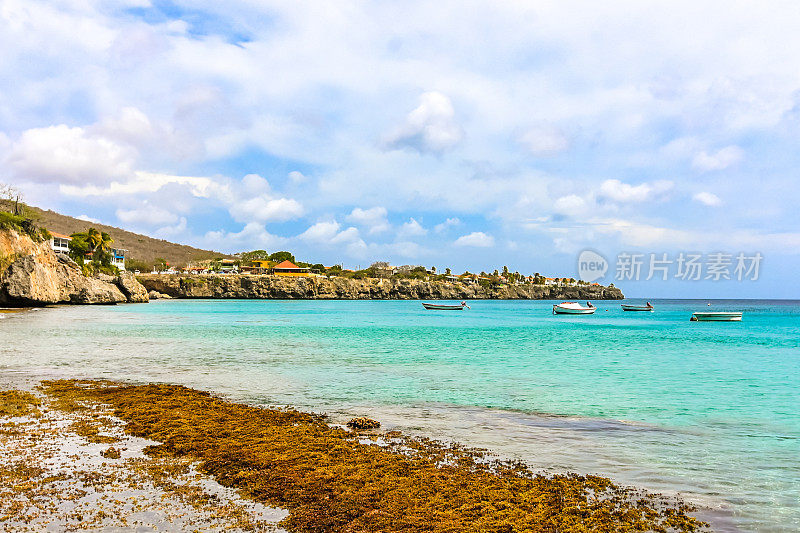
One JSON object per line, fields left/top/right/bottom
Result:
{"left": 434, "top": 217, "right": 460, "bottom": 233}
{"left": 76, "top": 214, "right": 99, "bottom": 223}
{"left": 454, "top": 231, "right": 494, "bottom": 247}
{"left": 384, "top": 92, "right": 463, "bottom": 153}
{"left": 520, "top": 126, "right": 568, "bottom": 156}
{"left": 202, "top": 222, "right": 286, "bottom": 253}
{"left": 299, "top": 220, "right": 362, "bottom": 245}
{"left": 598, "top": 179, "right": 674, "bottom": 203}
{"left": 116, "top": 205, "right": 179, "bottom": 226}
{"left": 692, "top": 146, "right": 744, "bottom": 172}
{"left": 553, "top": 194, "right": 586, "bottom": 214}
{"left": 288, "top": 171, "right": 307, "bottom": 182}
{"left": 345, "top": 206, "right": 390, "bottom": 234}
{"left": 398, "top": 217, "right": 427, "bottom": 237}
{"left": 230, "top": 196, "right": 304, "bottom": 223}
{"left": 6, "top": 125, "right": 135, "bottom": 185}
{"left": 693, "top": 191, "right": 723, "bottom": 206}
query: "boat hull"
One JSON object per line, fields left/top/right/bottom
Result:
{"left": 691, "top": 312, "right": 742, "bottom": 322}
{"left": 422, "top": 303, "right": 465, "bottom": 310}
{"left": 553, "top": 305, "right": 596, "bottom": 315}
{"left": 621, "top": 304, "right": 654, "bottom": 312}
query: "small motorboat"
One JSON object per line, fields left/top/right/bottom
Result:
{"left": 690, "top": 312, "right": 742, "bottom": 322}
{"left": 621, "top": 302, "right": 654, "bottom": 312}
{"left": 422, "top": 301, "right": 470, "bottom": 310}
{"left": 553, "top": 302, "right": 596, "bottom": 315}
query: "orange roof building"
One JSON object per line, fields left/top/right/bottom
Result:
{"left": 272, "top": 260, "right": 311, "bottom": 277}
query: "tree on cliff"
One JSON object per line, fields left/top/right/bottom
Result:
{"left": 69, "top": 228, "right": 114, "bottom": 269}
{"left": 268, "top": 251, "right": 295, "bottom": 263}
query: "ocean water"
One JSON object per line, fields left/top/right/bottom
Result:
{"left": 1, "top": 298, "right": 798, "bottom": 531}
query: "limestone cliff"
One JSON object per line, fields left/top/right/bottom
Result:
{"left": 137, "top": 274, "right": 624, "bottom": 300}
{"left": 0, "top": 229, "right": 149, "bottom": 307}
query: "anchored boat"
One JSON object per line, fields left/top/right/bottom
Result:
{"left": 422, "top": 301, "right": 470, "bottom": 310}
{"left": 621, "top": 302, "right": 654, "bottom": 312}
{"left": 690, "top": 311, "right": 742, "bottom": 322}
{"left": 553, "top": 302, "right": 596, "bottom": 315}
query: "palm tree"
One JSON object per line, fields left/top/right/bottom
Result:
{"left": 97, "top": 232, "right": 113, "bottom": 255}
{"left": 86, "top": 228, "right": 102, "bottom": 252}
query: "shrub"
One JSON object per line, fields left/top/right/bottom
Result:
{"left": 0, "top": 211, "right": 50, "bottom": 242}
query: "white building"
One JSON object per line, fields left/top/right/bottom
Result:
{"left": 111, "top": 248, "right": 127, "bottom": 271}
{"left": 49, "top": 232, "right": 71, "bottom": 255}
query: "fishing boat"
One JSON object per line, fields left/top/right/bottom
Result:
{"left": 552, "top": 302, "right": 596, "bottom": 315}
{"left": 690, "top": 311, "right": 742, "bottom": 322}
{"left": 621, "top": 302, "right": 654, "bottom": 312}
{"left": 422, "top": 301, "right": 470, "bottom": 310}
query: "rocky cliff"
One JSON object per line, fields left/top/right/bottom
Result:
{"left": 137, "top": 274, "right": 624, "bottom": 300}
{"left": 0, "top": 229, "right": 149, "bottom": 307}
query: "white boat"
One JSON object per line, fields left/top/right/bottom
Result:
{"left": 690, "top": 312, "right": 742, "bottom": 322}
{"left": 621, "top": 302, "right": 654, "bottom": 312}
{"left": 422, "top": 301, "right": 470, "bottom": 310}
{"left": 553, "top": 302, "right": 596, "bottom": 315}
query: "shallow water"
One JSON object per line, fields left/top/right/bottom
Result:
{"left": 2, "top": 299, "right": 798, "bottom": 531}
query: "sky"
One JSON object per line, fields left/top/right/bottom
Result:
{"left": 2, "top": 0, "right": 800, "bottom": 297}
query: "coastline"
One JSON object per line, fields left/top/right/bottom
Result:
{"left": 137, "top": 273, "right": 624, "bottom": 300}
{"left": 1, "top": 379, "right": 705, "bottom": 532}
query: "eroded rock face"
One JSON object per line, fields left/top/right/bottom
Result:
{"left": 116, "top": 272, "right": 149, "bottom": 303}
{"left": 137, "top": 274, "right": 624, "bottom": 300}
{"left": 0, "top": 229, "right": 149, "bottom": 307}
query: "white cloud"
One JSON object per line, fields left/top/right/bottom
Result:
{"left": 59, "top": 171, "right": 219, "bottom": 198}
{"left": 553, "top": 194, "right": 586, "bottom": 214}
{"left": 598, "top": 179, "right": 673, "bottom": 203}
{"left": 520, "top": 126, "right": 568, "bottom": 156}
{"left": 345, "top": 206, "right": 390, "bottom": 234}
{"left": 692, "top": 146, "right": 744, "bottom": 172}
{"left": 288, "top": 170, "right": 307, "bottom": 182}
{"left": 6, "top": 125, "right": 135, "bottom": 185}
{"left": 693, "top": 191, "right": 723, "bottom": 206}
{"left": 454, "top": 231, "right": 494, "bottom": 247}
{"left": 154, "top": 216, "right": 187, "bottom": 238}
{"left": 384, "top": 92, "right": 463, "bottom": 153}
{"left": 76, "top": 214, "right": 99, "bottom": 223}
{"left": 201, "top": 222, "right": 286, "bottom": 253}
{"left": 398, "top": 217, "right": 427, "bottom": 237}
{"left": 434, "top": 217, "right": 461, "bottom": 233}
{"left": 230, "top": 196, "right": 304, "bottom": 223}
{"left": 116, "top": 205, "right": 178, "bottom": 226}
{"left": 298, "top": 220, "right": 363, "bottom": 246}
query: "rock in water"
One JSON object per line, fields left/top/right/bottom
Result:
{"left": 347, "top": 417, "right": 381, "bottom": 430}
{"left": 116, "top": 272, "right": 149, "bottom": 303}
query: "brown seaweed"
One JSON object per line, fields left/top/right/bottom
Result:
{"left": 42, "top": 380, "right": 708, "bottom": 532}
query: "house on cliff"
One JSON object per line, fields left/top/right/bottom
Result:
{"left": 272, "top": 260, "right": 311, "bottom": 277}
{"left": 49, "top": 232, "right": 71, "bottom": 256}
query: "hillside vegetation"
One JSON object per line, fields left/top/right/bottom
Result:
{"left": 0, "top": 200, "right": 229, "bottom": 267}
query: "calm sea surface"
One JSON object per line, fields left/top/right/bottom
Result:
{"left": 2, "top": 298, "right": 798, "bottom": 531}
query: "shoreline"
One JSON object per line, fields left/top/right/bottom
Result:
{"left": 0, "top": 378, "right": 707, "bottom": 532}
{"left": 137, "top": 273, "right": 624, "bottom": 301}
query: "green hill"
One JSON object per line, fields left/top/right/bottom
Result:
{"left": 0, "top": 200, "right": 229, "bottom": 268}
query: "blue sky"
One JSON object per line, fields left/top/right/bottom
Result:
{"left": 1, "top": 1, "right": 799, "bottom": 297}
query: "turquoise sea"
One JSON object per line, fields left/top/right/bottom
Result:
{"left": 2, "top": 298, "right": 798, "bottom": 531}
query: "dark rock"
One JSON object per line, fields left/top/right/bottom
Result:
{"left": 347, "top": 417, "right": 381, "bottom": 430}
